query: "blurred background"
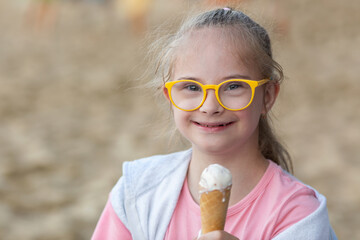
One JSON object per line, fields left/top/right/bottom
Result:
{"left": 0, "top": 0, "right": 359, "bottom": 239}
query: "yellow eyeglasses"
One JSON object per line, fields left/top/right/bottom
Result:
{"left": 164, "top": 79, "right": 269, "bottom": 111}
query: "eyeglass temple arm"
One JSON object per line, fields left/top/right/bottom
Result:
{"left": 257, "top": 79, "right": 270, "bottom": 86}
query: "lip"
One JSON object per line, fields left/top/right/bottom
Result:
{"left": 192, "top": 121, "right": 235, "bottom": 132}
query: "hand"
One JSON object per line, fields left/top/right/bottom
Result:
{"left": 196, "top": 230, "right": 239, "bottom": 240}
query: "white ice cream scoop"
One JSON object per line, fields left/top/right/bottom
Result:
{"left": 199, "top": 164, "right": 232, "bottom": 192}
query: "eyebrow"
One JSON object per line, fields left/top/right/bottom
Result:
{"left": 176, "top": 76, "right": 198, "bottom": 81}
{"left": 223, "top": 74, "right": 252, "bottom": 80}
{"left": 177, "top": 74, "right": 253, "bottom": 82}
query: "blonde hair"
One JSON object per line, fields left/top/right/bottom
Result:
{"left": 149, "top": 7, "right": 293, "bottom": 172}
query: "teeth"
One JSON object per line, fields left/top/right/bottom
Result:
{"left": 201, "top": 123, "right": 229, "bottom": 127}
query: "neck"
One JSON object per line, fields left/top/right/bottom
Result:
{"left": 187, "top": 143, "right": 268, "bottom": 206}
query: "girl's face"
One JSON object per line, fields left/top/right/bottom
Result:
{"left": 164, "top": 28, "right": 278, "bottom": 155}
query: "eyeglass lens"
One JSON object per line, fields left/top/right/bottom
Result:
{"left": 170, "top": 81, "right": 252, "bottom": 110}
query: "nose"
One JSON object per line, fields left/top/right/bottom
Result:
{"left": 199, "top": 90, "right": 224, "bottom": 114}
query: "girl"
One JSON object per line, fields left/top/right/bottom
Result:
{"left": 92, "top": 7, "right": 337, "bottom": 240}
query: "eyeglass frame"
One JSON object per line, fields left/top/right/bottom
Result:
{"left": 164, "top": 79, "right": 270, "bottom": 111}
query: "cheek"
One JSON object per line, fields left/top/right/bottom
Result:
{"left": 173, "top": 108, "right": 188, "bottom": 129}
{"left": 234, "top": 94, "right": 264, "bottom": 131}
{"left": 172, "top": 109, "right": 194, "bottom": 141}
{"left": 235, "top": 107, "right": 261, "bottom": 127}
{"left": 248, "top": 92, "right": 265, "bottom": 117}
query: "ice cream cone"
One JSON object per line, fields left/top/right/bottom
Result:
{"left": 200, "top": 186, "right": 231, "bottom": 234}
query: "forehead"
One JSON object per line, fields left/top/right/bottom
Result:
{"left": 173, "top": 27, "right": 260, "bottom": 80}
{"left": 179, "top": 27, "right": 238, "bottom": 54}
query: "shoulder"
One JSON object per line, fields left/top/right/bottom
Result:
{"left": 267, "top": 161, "right": 319, "bottom": 205}
{"left": 112, "top": 148, "right": 191, "bottom": 195}
{"left": 271, "top": 184, "right": 337, "bottom": 240}
{"left": 121, "top": 149, "right": 192, "bottom": 188}
{"left": 267, "top": 161, "right": 336, "bottom": 239}
{"left": 109, "top": 149, "right": 192, "bottom": 226}
{"left": 123, "top": 149, "right": 192, "bottom": 175}
{"left": 109, "top": 149, "right": 192, "bottom": 239}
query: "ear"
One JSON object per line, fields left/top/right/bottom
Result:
{"left": 163, "top": 86, "right": 170, "bottom": 101}
{"left": 262, "top": 82, "right": 280, "bottom": 115}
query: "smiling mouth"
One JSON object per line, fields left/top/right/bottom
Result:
{"left": 194, "top": 121, "right": 234, "bottom": 128}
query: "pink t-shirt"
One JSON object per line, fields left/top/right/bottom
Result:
{"left": 92, "top": 161, "right": 320, "bottom": 240}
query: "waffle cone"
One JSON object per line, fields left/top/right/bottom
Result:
{"left": 200, "top": 186, "right": 231, "bottom": 234}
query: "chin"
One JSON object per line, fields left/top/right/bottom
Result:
{"left": 194, "top": 142, "right": 234, "bottom": 155}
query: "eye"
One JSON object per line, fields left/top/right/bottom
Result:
{"left": 228, "top": 84, "right": 240, "bottom": 90}
{"left": 184, "top": 84, "right": 201, "bottom": 91}
{"left": 225, "top": 82, "right": 246, "bottom": 90}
